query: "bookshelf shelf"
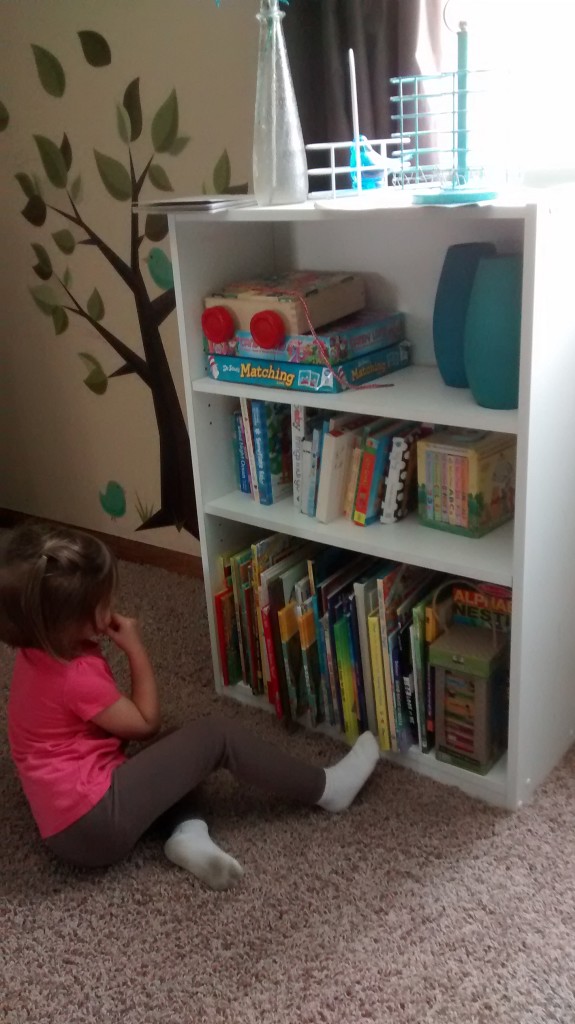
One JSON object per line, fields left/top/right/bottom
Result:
{"left": 193, "top": 365, "right": 519, "bottom": 435}
{"left": 167, "top": 191, "right": 575, "bottom": 812}
{"left": 205, "top": 493, "right": 514, "bottom": 587}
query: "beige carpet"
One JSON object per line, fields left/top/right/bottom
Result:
{"left": 2, "top": 560, "right": 575, "bottom": 1024}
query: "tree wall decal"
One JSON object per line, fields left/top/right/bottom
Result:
{"left": 15, "top": 29, "right": 247, "bottom": 539}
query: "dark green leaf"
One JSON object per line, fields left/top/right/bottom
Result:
{"left": 22, "top": 195, "right": 47, "bottom": 226}
{"left": 32, "top": 243, "right": 52, "bottom": 274}
{"left": 31, "top": 45, "right": 65, "bottom": 98}
{"left": 70, "top": 175, "right": 82, "bottom": 203}
{"left": 225, "top": 182, "right": 249, "bottom": 194}
{"left": 78, "top": 31, "right": 111, "bottom": 67}
{"left": 33, "top": 263, "right": 52, "bottom": 281}
{"left": 87, "top": 287, "right": 105, "bottom": 321}
{"left": 32, "top": 175, "right": 44, "bottom": 198}
{"left": 0, "top": 100, "right": 9, "bottom": 132}
{"left": 168, "top": 135, "right": 190, "bottom": 156}
{"left": 15, "top": 172, "right": 36, "bottom": 199}
{"left": 79, "top": 353, "right": 108, "bottom": 394}
{"left": 213, "top": 149, "right": 231, "bottom": 194}
{"left": 94, "top": 150, "right": 131, "bottom": 201}
{"left": 30, "top": 284, "right": 60, "bottom": 314}
{"left": 52, "top": 307, "right": 69, "bottom": 335}
{"left": 123, "top": 78, "right": 142, "bottom": 142}
{"left": 148, "top": 164, "right": 173, "bottom": 192}
{"left": 145, "top": 213, "right": 169, "bottom": 242}
{"left": 60, "top": 133, "right": 72, "bottom": 171}
{"left": 34, "top": 135, "right": 68, "bottom": 188}
{"left": 63, "top": 267, "right": 72, "bottom": 288}
{"left": 116, "top": 104, "right": 130, "bottom": 145}
{"left": 52, "top": 229, "right": 75, "bottom": 254}
{"left": 151, "top": 89, "right": 178, "bottom": 153}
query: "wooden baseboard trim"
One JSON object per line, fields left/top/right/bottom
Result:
{"left": 0, "top": 509, "right": 203, "bottom": 579}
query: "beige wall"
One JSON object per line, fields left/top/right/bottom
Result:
{"left": 0, "top": 0, "right": 259, "bottom": 555}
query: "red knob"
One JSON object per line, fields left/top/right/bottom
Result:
{"left": 201, "top": 305, "right": 235, "bottom": 345}
{"left": 250, "top": 310, "right": 286, "bottom": 350}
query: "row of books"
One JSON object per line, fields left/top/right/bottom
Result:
{"left": 213, "top": 532, "right": 512, "bottom": 758}
{"left": 232, "top": 398, "right": 431, "bottom": 525}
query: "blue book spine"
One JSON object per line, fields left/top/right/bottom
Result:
{"left": 364, "top": 435, "right": 394, "bottom": 524}
{"left": 251, "top": 400, "right": 272, "bottom": 505}
{"left": 346, "top": 595, "right": 368, "bottom": 732}
{"left": 234, "top": 410, "right": 251, "bottom": 494}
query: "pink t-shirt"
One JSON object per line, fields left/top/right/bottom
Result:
{"left": 8, "top": 646, "right": 127, "bottom": 839}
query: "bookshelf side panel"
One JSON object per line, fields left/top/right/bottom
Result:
{"left": 510, "top": 199, "right": 575, "bottom": 807}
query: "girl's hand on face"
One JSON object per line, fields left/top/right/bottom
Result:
{"left": 105, "top": 612, "right": 144, "bottom": 656}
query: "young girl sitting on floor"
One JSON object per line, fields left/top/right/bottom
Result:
{"left": 0, "top": 523, "right": 379, "bottom": 890}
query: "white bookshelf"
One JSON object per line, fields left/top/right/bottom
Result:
{"left": 166, "top": 191, "right": 575, "bottom": 811}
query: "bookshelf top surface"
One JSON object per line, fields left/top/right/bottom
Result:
{"left": 192, "top": 365, "right": 519, "bottom": 435}
{"left": 138, "top": 190, "right": 541, "bottom": 223}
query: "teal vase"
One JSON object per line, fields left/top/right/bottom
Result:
{"left": 433, "top": 242, "right": 497, "bottom": 388}
{"left": 463, "top": 253, "right": 523, "bottom": 410}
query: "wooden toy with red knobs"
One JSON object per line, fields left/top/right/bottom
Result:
{"left": 201, "top": 270, "right": 366, "bottom": 354}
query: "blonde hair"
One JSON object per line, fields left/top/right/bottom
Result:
{"left": 0, "top": 522, "right": 118, "bottom": 660}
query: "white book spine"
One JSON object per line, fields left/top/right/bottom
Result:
{"left": 240, "top": 398, "right": 260, "bottom": 504}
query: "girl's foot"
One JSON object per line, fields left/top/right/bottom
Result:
{"left": 318, "top": 731, "right": 380, "bottom": 813}
{"left": 164, "top": 819, "right": 244, "bottom": 890}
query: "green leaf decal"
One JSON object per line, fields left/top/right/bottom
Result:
{"left": 168, "top": 136, "right": 190, "bottom": 157}
{"left": 30, "top": 284, "right": 60, "bottom": 314}
{"left": 87, "top": 287, "right": 105, "bottom": 321}
{"left": 213, "top": 149, "right": 231, "bottom": 194}
{"left": 94, "top": 150, "right": 131, "bottom": 201}
{"left": 16, "top": 173, "right": 36, "bottom": 199}
{"left": 225, "top": 182, "right": 249, "bottom": 194}
{"left": 151, "top": 89, "right": 178, "bottom": 153}
{"left": 34, "top": 135, "right": 68, "bottom": 188}
{"left": 33, "top": 263, "right": 52, "bottom": 281}
{"left": 99, "top": 480, "right": 126, "bottom": 519}
{"left": 52, "top": 307, "right": 69, "bottom": 335}
{"left": 70, "top": 175, "right": 82, "bottom": 203}
{"left": 52, "top": 229, "right": 75, "bottom": 254}
{"left": 63, "top": 267, "right": 72, "bottom": 288}
{"left": 144, "top": 213, "right": 169, "bottom": 242}
{"left": 123, "top": 78, "right": 142, "bottom": 142}
{"left": 31, "top": 45, "right": 65, "bottom": 98}
{"left": 148, "top": 164, "right": 173, "bottom": 192}
{"left": 78, "top": 31, "right": 111, "bottom": 67}
{"left": 32, "top": 243, "right": 52, "bottom": 275}
{"left": 60, "top": 133, "right": 72, "bottom": 171}
{"left": 22, "top": 194, "right": 47, "bottom": 226}
{"left": 116, "top": 104, "right": 130, "bottom": 145}
{"left": 79, "top": 353, "right": 108, "bottom": 394}
{"left": 0, "top": 100, "right": 9, "bottom": 132}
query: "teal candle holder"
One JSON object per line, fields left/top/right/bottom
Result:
{"left": 463, "top": 253, "right": 523, "bottom": 410}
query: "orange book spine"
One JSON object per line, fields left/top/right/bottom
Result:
{"left": 352, "top": 447, "right": 376, "bottom": 526}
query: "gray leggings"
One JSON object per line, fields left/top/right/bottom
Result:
{"left": 45, "top": 716, "right": 326, "bottom": 868}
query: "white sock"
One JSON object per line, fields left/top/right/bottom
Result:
{"left": 164, "top": 819, "right": 244, "bottom": 891}
{"left": 317, "top": 731, "right": 380, "bottom": 813}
